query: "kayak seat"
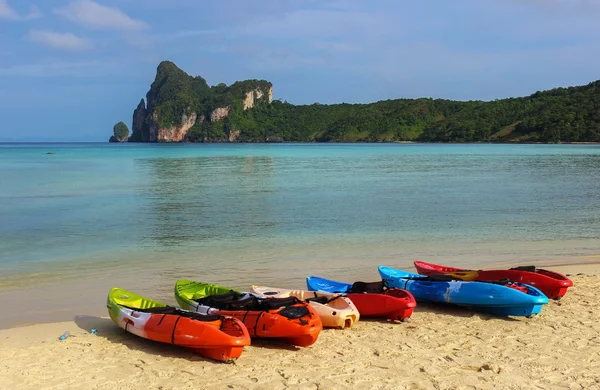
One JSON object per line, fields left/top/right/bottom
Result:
{"left": 349, "top": 281, "right": 385, "bottom": 293}
{"left": 399, "top": 274, "right": 457, "bottom": 282}
{"left": 121, "top": 305, "right": 223, "bottom": 322}
{"left": 423, "top": 274, "right": 456, "bottom": 282}
{"left": 278, "top": 305, "right": 310, "bottom": 319}
{"left": 304, "top": 296, "right": 329, "bottom": 304}
{"left": 259, "top": 296, "right": 300, "bottom": 310}
{"left": 194, "top": 293, "right": 301, "bottom": 311}
{"left": 227, "top": 296, "right": 260, "bottom": 310}
{"left": 195, "top": 292, "right": 255, "bottom": 310}
{"left": 509, "top": 265, "right": 536, "bottom": 272}
{"left": 195, "top": 290, "right": 241, "bottom": 306}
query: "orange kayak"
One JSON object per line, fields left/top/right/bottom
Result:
{"left": 175, "top": 280, "right": 323, "bottom": 347}
{"left": 107, "top": 287, "right": 250, "bottom": 363}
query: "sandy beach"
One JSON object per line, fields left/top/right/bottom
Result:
{"left": 3, "top": 0, "right": 600, "bottom": 386}
{"left": 1, "top": 264, "right": 598, "bottom": 390}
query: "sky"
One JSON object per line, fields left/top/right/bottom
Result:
{"left": 1, "top": 0, "right": 600, "bottom": 141}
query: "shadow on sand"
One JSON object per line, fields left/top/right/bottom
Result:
{"left": 73, "top": 315, "right": 226, "bottom": 364}
{"left": 74, "top": 315, "right": 301, "bottom": 360}
{"left": 412, "top": 301, "right": 522, "bottom": 322}
{"left": 247, "top": 338, "right": 301, "bottom": 351}
{"left": 335, "top": 302, "right": 522, "bottom": 325}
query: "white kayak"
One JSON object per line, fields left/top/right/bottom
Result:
{"left": 251, "top": 285, "right": 360, "bottom": 329}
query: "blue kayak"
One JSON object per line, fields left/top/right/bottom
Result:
{"left": 306, "top": 276, "right": 356, "bottom": 293}
{"left": 378, "top": 266, "right": 549, "bottom": 317}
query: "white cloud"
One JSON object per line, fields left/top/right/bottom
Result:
{"left": 27, "top": 30, "right": 92, "bottom": 51}
{"left": 54, "top": 0, "right": 147, "bottom": 31}
{"left": 0, "top": 60, "right": 115, "bottom": 77}
{"left": 0, "top": 0, "right": 42, "bottom": 20}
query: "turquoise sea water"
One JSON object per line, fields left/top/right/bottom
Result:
{"left": 1, "top": 143, "right": 599, "bottom": 326}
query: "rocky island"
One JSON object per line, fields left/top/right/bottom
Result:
{"left": 111, "top": 61, "right": 600, "bottom": 143}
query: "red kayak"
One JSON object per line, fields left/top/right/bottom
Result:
{"left": 346, "top": 289, "right": 416, "bottom": 321}
{"left": 413, "top": 260, "right": 573, "bottom": 300}
{"left": 306, "top": 277, "right": 416, "bottom": 321}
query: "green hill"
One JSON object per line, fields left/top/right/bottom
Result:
{"left": 120, "top": 61, "right": 600, "bottom": 143}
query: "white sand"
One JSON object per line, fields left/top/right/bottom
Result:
{"left": 1, "top": 264, "right": 599, "bottom": 390}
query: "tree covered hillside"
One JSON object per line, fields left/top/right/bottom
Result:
{"left": 231, "top": 82, "right": 600, "bottom": 143}
{"left": 124, "top": 61, "right": 600, "bottom": 143}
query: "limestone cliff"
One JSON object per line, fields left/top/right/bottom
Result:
{"left": 108, "top": 135, "right": 128, "bottom": 142}
{"left": 210, "top": 107, "right": 230, "bottom": 122}
{"left": 156, "top": 112, "right": 197, "bottom": 142}
{"left": 111, "top": 65, "right": 600, "bottom": 143}
{"left": 131, "top": 99, "right": 146, "bottom": 141}
{"left": 126, "top": 60, "right": 273, "bottom": 143}
{"left": 228, "top": 129, "right": 241, "bottom": 142}
{"left": 243, "top": 87, "right": 274, "bottom": 110}
{"left": 109, "top": 121, "right": 129, "bottom": 142}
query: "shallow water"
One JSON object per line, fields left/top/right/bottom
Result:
{"left": 1, "top": 143, "right": 599, "bottom": 327}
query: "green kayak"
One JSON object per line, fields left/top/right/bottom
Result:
{"left": 174, "top": 280, "right": 323, "bottom": 347}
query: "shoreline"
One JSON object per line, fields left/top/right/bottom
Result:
{"left": 3, "top": 140, "right": 600, "bottom": 144}
{"left": 1, "top": 255, "right": 600, "bottom": 330}
{"left": 1, "top": 263, "right": 598, "bottom": 389}
{"left": 2, "top": 262, "right": 599, "bottom": 330}
{"left": 117, "top": 140, "right": 600, "bottom": 145}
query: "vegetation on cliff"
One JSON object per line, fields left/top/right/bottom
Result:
{"left": 232, "top": 83, "right": 600, "bottom": 143}
{"left": 109, "top": 121, "right": 129, "bottom": 142}
{"left": 129, "top": 61, "right": 272, "bottom": 142}
{"left": 123, "top": 61, "right": 600, "bottom": 143}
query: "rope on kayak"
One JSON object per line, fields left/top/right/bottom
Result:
{"left": 254, "top": 311, "right": 264, "bottom": 335}
{"left": 402, "top": 279, "right": 409, "bottom": 290}
{"left": 170, "top": 316, "right": 181, "bottom": 344}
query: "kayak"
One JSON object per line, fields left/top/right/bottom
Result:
{"left": 174, "top": 280, "right": 322, "bottom": 347}
{"left": 107, "top": 287, "right": 250, "bottom": 363}
{"left": 251, "top": 285, "right": 360, "bottom": 329}
{"left": 305, "top": 276, "right": 416, "bottom": 321}
{"left": 413, "top": 260, "right": 573, "bottom": 300}
{"left": 378, "top": 266, "right": 549, "bottom": 317}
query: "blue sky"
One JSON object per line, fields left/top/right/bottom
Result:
{"left": 1, "top": 0, "right": 600, "bottom": 141}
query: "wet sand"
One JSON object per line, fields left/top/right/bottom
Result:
{"left": 2, "top": 241, "right": 599, "bottom": 329}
